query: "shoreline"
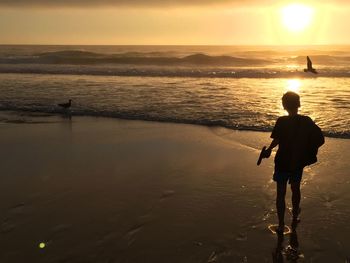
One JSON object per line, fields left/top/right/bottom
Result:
{"left": 0, "top": 110, "right": 349, "bottom": 140}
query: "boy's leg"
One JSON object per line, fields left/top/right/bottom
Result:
{"left": 291, "top": 181, "right": 301, "bottom": 220}
{"left": 276, "top": 181, "right": 287, "bottom": 228}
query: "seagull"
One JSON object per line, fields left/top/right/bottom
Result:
{"left": 304, "top": 56, "right": 318, "bottom": 74}
{"left": 58, "top": 99, "right": 72, "bottom": 109}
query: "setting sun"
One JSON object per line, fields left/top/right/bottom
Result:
{"left": 281, "top": 3, "right": 314, "bottom": 32}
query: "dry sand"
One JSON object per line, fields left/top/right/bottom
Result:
{"left": 0, "top": 114, "right": 349, "bottom": 262}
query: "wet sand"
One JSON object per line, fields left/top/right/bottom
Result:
{"left": 0, "top": 114, "right": 349, "bottom": 262}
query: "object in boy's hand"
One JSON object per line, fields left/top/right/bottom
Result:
{"left": 257, "top": 146, "right": 271, "bottom": 166}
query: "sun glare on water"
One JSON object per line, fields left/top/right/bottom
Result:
{"left": 281, "top": 3, "right": 314, "bottom": 32}
{"left": 286, "top": 79, "right": 301, "bottom": 93}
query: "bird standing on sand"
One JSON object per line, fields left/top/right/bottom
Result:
{"left": 58, "top": 99, "right": 72, "bottom": 109}
{"left": 304, "top": 56, "right": 318, "bottom": 74}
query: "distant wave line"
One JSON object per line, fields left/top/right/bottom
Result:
{"left": 0, "top": 51, "right": 269, "bottom": 66}
{"left": 1, "top": 66, "right": 350, "bottom": 78}
{"left": 1, "top": 50, "right": 350, "bottom": 66}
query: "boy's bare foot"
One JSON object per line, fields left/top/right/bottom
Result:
{"left": 276, "top": 224, "right": 285, "bottom": 234}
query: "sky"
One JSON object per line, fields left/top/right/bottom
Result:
{"left": 0, "top": 0, "right": 349, "bottom": 45}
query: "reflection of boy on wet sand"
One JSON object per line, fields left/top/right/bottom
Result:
{"left": 261, "top": 91, "right": 324, "bottom": 233}
{"left": 272, "top": 220, "right": 301, "bottom": 262}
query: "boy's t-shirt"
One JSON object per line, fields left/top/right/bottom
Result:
{"left": 271, "top": 114, "right": 318, "bottom": 172}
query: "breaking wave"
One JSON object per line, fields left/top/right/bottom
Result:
{"left": 1, "top": 50, "right": 350, "bottom": 78}
{"left": 0, "top": 50, "right": 269, "bottom": 66}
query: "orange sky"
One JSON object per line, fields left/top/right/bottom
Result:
{"left": 0, "top": 1, "right": 349, "bottom": 45}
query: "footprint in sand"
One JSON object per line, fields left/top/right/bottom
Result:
{"left": 320, "top": 193, "right": 339, "bottom": 208}
{"left": 97, "top": 191, "right": 171, "bottom": 249}
{"left": 98, "top": 222, "right": 147, "bottom": 249}
{"left": 160, "top": 190, "right": 175, "bottom": 201}
{"left": 236, "top": 233, "right": 247, "bottom": 241}
{"left": 9, "top": 203, "right": 26, "bottom": 215}
{"left": 1, "top": 219, "right": 16, "bottom": 233}
{"left": 1, "top": 203, "right": 27, "bottom": 233}
{"left": 97, "top": 231, "right": 119, "bottom": 248}
{"left": 207, "top": 249, "right": 238, "bottom": 263}
{"left": 96, "top": 224, "right": 145, "bottom": 251}
{"left": 124, "top": 223, "right": 145, "bottom": 247}
{"left": 48, "top": 224, "right": 72, "bottom": 241}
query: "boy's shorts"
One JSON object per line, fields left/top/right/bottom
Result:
{"left": 273, "top": 169, "right": 303, "bottom": 184}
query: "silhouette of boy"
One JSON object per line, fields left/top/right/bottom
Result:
{"left": 262, "top": 91, "right": 324, "bottom": 233}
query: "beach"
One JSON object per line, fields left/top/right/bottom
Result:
{"left": 0, "top": 114, "right": 349, "bottom": 262}
{"left": 2, "top": 0, "right": 350, "bottom": 261}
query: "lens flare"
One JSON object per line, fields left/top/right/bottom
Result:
{"left": 39, "top": 242, "right": 46, "bottom": 249}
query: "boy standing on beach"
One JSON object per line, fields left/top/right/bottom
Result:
{"left": 261, "top": 91, "right": 324, "bottom": 232}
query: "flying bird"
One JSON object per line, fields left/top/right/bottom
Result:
{"left": 58, "top": 99, "right": 72, "bottom": 109}
{"left": 304, "top": 56, "right": 318, "bottom": 74}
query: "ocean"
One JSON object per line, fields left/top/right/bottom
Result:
{"left": 0, "top": 45, "right": 349, "bottom": 138}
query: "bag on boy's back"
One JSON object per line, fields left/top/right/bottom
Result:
{"left": 304, "top": 122, "right": 324, "bottom": 166}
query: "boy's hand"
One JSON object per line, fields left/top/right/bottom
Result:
{"left": 263, "top": 148, "right": 272, "bottom": 158}
{"left": 257, "top": 146, "right": 271, "bottom": 166}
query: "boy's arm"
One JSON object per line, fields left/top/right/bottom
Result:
{"left": 265, "top": 117, "right": 280, "bottom": 158}
{"left": 268, "top": 138, "right": 279, "bottom": 151}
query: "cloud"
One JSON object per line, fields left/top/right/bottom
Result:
{"left": 0, "top": 0, "right": 347, "bottom": 8}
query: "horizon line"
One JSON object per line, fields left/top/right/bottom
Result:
{"left": 1, "top": 43, "right": 350, "bottom": 46}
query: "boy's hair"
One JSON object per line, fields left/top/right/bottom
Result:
{"left": 282, "top": 91, "right": 300, "bottom": 111}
